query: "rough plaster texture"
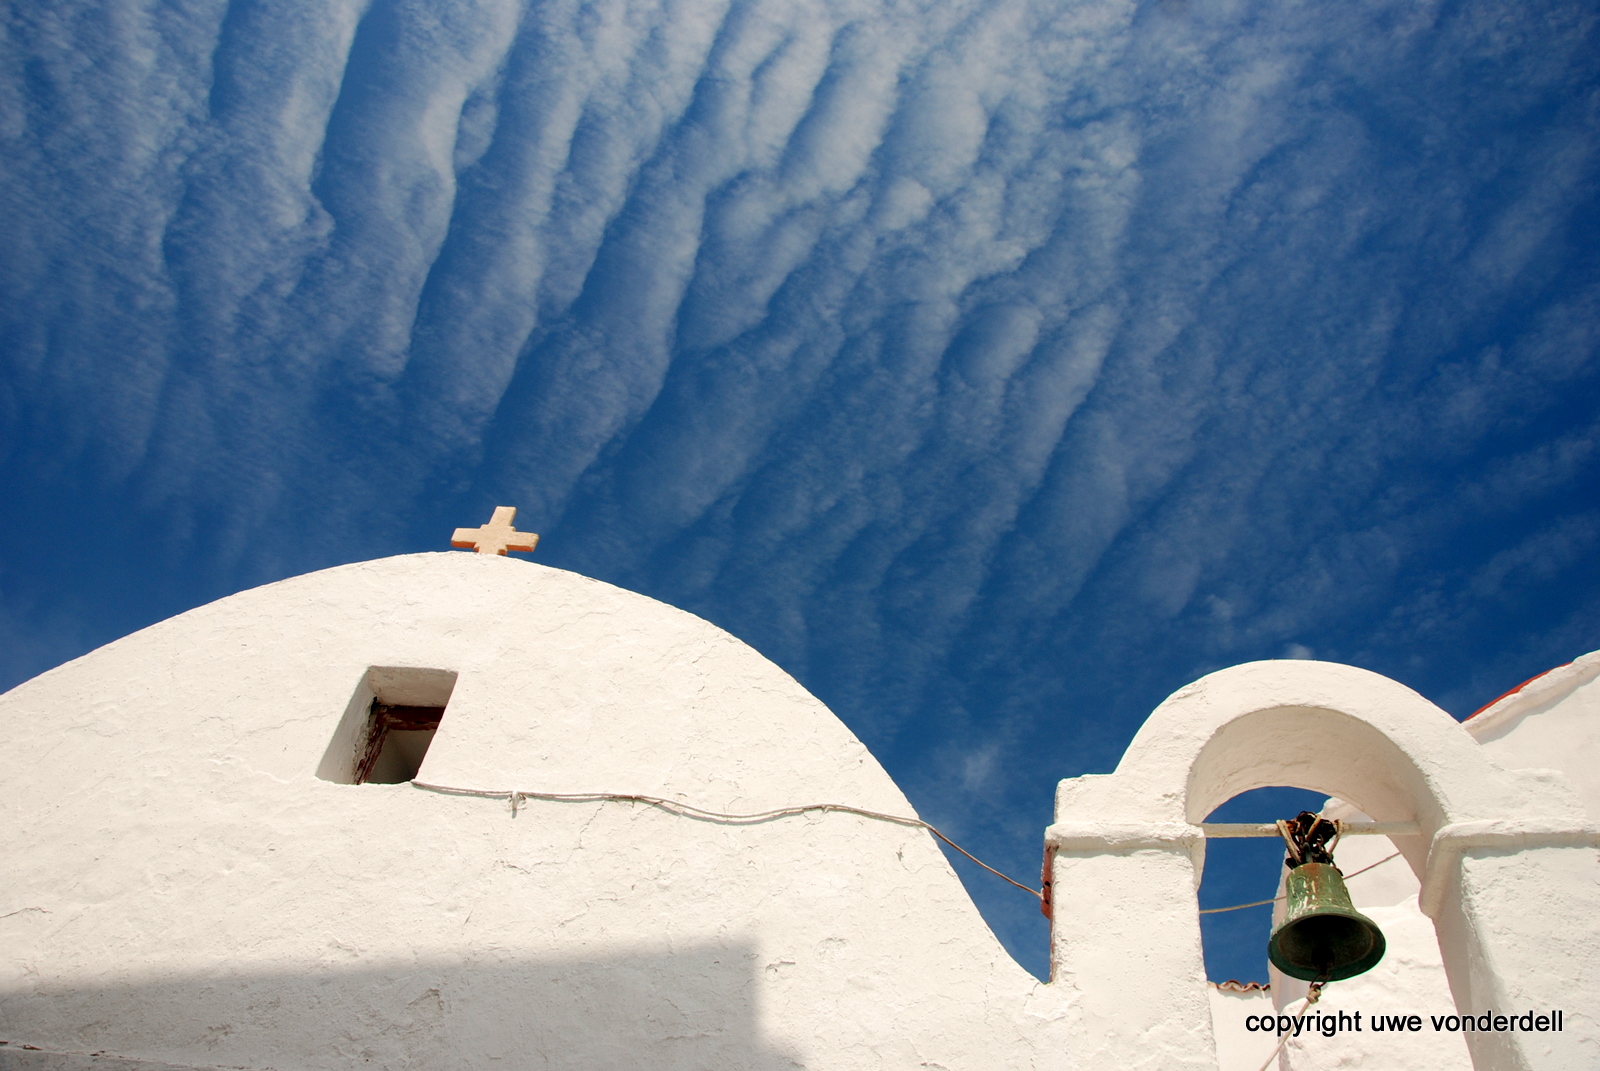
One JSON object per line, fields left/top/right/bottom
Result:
{"left": 1468, "top": 652, "right": 1600, "bottom": 824}
{"left": 1264, "top": 803, "right": 1473, "bottom": 1071}
{"left": 0, "top": 553, "right": 1073, "bottom": 1070}
{"left": 1052, "top": 660, "right": 1600, "bottom": 1071}
{"left": 1208, "top": 986, "right": 1277, "bottom": 1071}
{"left": 5, "top": 553, "right": 1598, "bottom": 1071}
{"left": 1259, "top": 653, "right": 1600, "bottom": 1071}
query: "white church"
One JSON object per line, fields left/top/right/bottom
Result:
{"left": 2, "top": 509, "right": 1597, "bottom": 1070}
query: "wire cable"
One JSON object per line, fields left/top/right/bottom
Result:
{"left": 410, "top": 780, "right": 1044, "bottom": 898}
{"left": 411, "top": 783, "right": 1405, "bottom": 912}
{"left": 1198, "top": 851, "right": 1404, "bottom": 915}
{"left": 1253, "top": 979, "right": 1328, "bottom": 1071}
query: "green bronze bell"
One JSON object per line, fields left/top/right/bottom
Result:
{"left": 1267, "top": 861, "right": 1386, "bottom": 981}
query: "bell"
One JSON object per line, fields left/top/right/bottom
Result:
{"left": 1268, "top": 862, "right": 1386, "bottom": 981}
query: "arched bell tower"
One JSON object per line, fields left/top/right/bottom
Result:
{"left": 1044, "top": 659, "right": 1600, "bottom": 1071}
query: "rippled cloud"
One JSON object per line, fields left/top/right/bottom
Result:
{"left": 3, "top": 0, "right": 1599, "bottom": 978}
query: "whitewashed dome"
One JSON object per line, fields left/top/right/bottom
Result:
{"left": 0, "top": 552, "right": 1064, "bottom": 1071}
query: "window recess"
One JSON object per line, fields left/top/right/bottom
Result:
{"left": 316, "top": 667, "right": 457, "bottom": 785}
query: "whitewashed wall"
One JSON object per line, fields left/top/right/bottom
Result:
{"left": 4, "top": 552, "right": 1597, "bottom": 1071}
{"left": 0, "top": 554, "right": 1074, "bottom": 1070}
{"left": 1052, "top": 659, "right": 1600, "bottom": 1071}
{"left": 1258, "top": 657, "right": 1600, "bottom": 1071}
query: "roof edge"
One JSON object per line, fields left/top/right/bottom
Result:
{"left": 1465, "top": 650, "right": 1600, "bottom": 738}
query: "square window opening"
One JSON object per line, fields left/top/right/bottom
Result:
{"left": 316, "top": 667, "right": 457, "bottom": 784}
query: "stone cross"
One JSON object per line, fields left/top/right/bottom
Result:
{"left": 451, "top": 506, "right": 540, "bottom": 556}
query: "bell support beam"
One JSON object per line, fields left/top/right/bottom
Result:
{"left": 1200, "top": 821, "right": 1420, "bottom": 838}
{"left": 1046, "top": 660, "right": 1600, "bottom": 1070}
{"left": 1046, "top": 821, "right": 1421, "bottom": 843}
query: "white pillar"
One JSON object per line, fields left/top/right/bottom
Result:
{"left": 1046, "top": 814, "right": 1217, "bottom": 1070}
{"left": 1423, "top": 827, "right": 1600, "bottom": 1071}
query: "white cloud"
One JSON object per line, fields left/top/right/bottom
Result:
{"left": 4, "top": 0, "right": 1599, "bottom": 978}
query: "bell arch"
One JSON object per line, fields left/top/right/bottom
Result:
{"left": 1189, "top": 707, "right": 1432, "bottom": 818}
{"left": 1044, "top": 660, "right": 1600, "bottom": 1071}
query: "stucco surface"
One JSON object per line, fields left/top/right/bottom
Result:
{"left": 0, "top": 553, "right": 1073, "bottom": 1070}
{"left": 1208, "top": 985, "right": 1276, "bottom": 1071}
{"left": 1051, "top": 659, "right": 1600, "bottom": 1071}
{"left": 1468, "top": 653, "right": 1600, "bottom": 824}
{"left": 8, "top": 552, "right": 1599, "bottom": 1070}
{"left": 1260, "top": 805, "right": 1473, "bottom": 1071}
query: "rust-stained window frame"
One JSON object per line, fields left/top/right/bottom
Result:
{"left": 354, "top": 702, "right": 446, "bottom": 785}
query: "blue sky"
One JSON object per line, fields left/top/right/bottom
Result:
{"left": 3, "top": 0, "right": 1598, "bottom": 984}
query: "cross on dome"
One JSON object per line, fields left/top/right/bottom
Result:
{"left": 451, "top": 506, "right": 539, "bottom": 556}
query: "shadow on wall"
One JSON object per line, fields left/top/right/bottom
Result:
{"left": 0, "top": 944, "right": 805, "bottom": 1071}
